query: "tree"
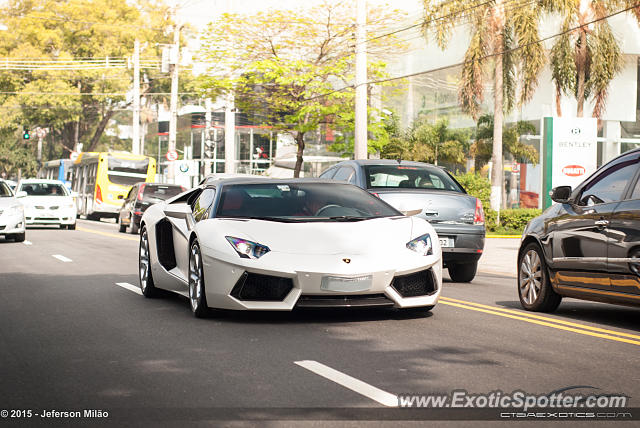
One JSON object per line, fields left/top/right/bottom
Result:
{"left": 381, "top": 117, "right": 469, "bottom": 167}
{"left": 471, "top": 114, "right": 538, "bottom": 169}
{"left": 0, "top": 0, "right": 182, "bottom": 163}
{"left": 422, "top": 0, "right": 545, "bottom": 210}
{"left": 547, "top": 0, "right": 633, "bottom": 118}
{"left": 197, "top": 2, "right": 404, "bottom": 177}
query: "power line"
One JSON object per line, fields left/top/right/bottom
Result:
{"left": 305, "top": 2, "right": 640, "bottom": 102}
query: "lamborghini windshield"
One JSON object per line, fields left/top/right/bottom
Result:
{"left": 216, "top": 182, "right": 401, "bottom": 221}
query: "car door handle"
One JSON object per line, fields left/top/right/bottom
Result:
{"left": 595, "top": 219, "right": 609, "bottom": 226}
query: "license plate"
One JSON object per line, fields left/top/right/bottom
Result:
{"left": 439, "top": 237, "right": 454, "bottom": 248}
{"left": 321, "top": 275, "right": 372, "bottom": 292}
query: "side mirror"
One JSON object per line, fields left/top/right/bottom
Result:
{"left": 164, "top": 203, "right": 192, "bottom": 219}
{"left": 550, "top": 186, "right": 572, "bottom": 204}
{"left": 15, "top": 191, "right": 27, "bottom": 198}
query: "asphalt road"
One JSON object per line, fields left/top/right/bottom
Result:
{"left": 1, "top": 219, "right": 639, "bottom": 425}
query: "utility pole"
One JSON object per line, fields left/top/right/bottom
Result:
{"left": 167, "top": 11, "right": 180, "bottom": 183}
{"left": 132, "top": 39, "right": 141, "bottom": 155}
{"left": 354, "top": 0, "right": 368, "bottom": 160}
{"left": 224, "top": 92, "right": 236, "bottom": 174}
{"left": 204, "top": 98, "right": 212, "bottom": 175}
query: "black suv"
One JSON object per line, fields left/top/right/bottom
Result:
{"left": 519, "top": 148, "right": 640, "bottom": 312}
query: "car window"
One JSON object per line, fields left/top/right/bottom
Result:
{"left": 216, "top": 182, "right": 400, "bottom": 220}
{"left": 333, "top": 167, "right": 356, "bottom": 182}
{"left": 193, "top": 189, "right": 216, "bottom": 222}
{"left": 20, "top": 182, "right": 68, "bottom": 196}
{"left": 580, "top": 157, "right": 639, "bottom": 205}
{"left": 127, "top": 185, "right": 137, "bottom": 202}
{"left": 0, "top": 181, "right": 12, "bottom": 197}
{"left": 142, "top": 185, "right": 185, "bottom": 204}
{"left": 364, "top": 165, "right": 464, "bottom": 192}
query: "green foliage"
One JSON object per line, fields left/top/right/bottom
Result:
{"left": 486, "top": 208, "right": 542, "bottom": 233}
{"left": 453, "top": 172, "right": 491, "bottom": 209}
{"left": 0, "top": 0, "right": 183, "bottom": 169}
{"left": 545, "top": 0, "right": 624, "bottom": 117}
{"left": 198, "top": 2, "right": 404, "bottom": 176}
{"left": 423, "top": 0, "right": 546, "bottom": 118}
{"left": 381, "top": 117, "right": 469, "bottom": 167}
{"left": 472, "top": 114, "right": 539, "bottom": 168}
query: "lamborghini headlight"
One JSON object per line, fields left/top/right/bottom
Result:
{"left": 226, "top": 236, "right": 270, "bottom": 259}
{"left": 406, "top": 234, "right": 433, "bottom": 256}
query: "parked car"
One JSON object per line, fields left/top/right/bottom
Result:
{"left": 518, "top": 148, "right": 640, "bottom": 312}
{"left": 0, "top": 179, "right": 26, "bottom": 242}
{"left": 17, "top": 179, "right": 77, "bottom": 229}
{"left": 118, "top": 182, "right": 186, "bottom": 234}
{"left": 138, "top": 178, "right": 442, "bottom": 317}
{"left": 319, "top": 160, "right": 485, "bottom": 282}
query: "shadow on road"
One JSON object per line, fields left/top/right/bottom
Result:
{"left": 496, "top": 299, "right": 640, "bottom": 332}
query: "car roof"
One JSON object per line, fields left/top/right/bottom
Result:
{"left": 206, "top": 177, "right": 354, "bottom": 187}
{"left": 19, "top": 179, "right": 65, "bottom": 184}
{"left": 328, "top": 159, "right": 442, "bottom": 169}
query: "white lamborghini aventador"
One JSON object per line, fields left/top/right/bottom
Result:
{"left": 138, "top": 178, "right": 442, "bottom": 317}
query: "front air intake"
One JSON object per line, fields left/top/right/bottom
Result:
{"left": 391, "top": 269, "right": 438, "bottom": 297}
{"left": 230, "top": 272, "right": 293, "bottom": 301}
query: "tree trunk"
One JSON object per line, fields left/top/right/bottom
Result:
{"left": 86, "top": 110, "right": 115, "bottom": 152}
{"left": 490, "top": 30, "right": 504, "bottom": 211}
{"left": 576, "top": 29, "right": 587, "bottom": 117}
{"left": 293, "top": 131, "right": 305, "bottom": 178}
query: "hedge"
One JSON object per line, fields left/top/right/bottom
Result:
{"left": 453, "top": 172, "right": 541, "bottom": 234}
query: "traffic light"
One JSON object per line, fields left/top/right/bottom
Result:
{"left": 22, "top": 127, "right": 30, "bottom": 140}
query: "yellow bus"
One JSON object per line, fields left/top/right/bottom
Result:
{"left": 70, "top": 152, "right": 156, "bottom": 219}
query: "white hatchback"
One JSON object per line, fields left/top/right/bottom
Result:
{"left": 17, "top": 179, "right": 77, "bottom": 229}
{"left": 0, "top": 179, "right": 26, "bottom": 242}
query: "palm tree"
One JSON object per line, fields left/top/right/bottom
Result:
{"left": 422, "top": 0, "right": 545, "bottom": 210}
{"left": 547, "top": 0, "right": 634, "bottom": 118}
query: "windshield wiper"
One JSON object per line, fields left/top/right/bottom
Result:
{"left": 325, "top": 216, "right": 373, "bottom": 222}
{"left": 219, "top": 216, "right": 304, "bottom": 223}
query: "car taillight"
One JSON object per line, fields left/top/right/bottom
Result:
{"left": 474, "top": 198, "right": 485, "bottom": 225}
{"left": 137, "top": 183, "right": 146, "bottom": 201}
{"left": 370, "top": 192, "right": 380, "bottom": 198}
{"left": 96, "top": 184, "right": 102, "bottom": 202}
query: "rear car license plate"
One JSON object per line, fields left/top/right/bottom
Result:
{"left": 439, "top": 237, "right": 454, "bottom": 248}
{"left": 321, "top": 275, "right": 372, "bottom": 292}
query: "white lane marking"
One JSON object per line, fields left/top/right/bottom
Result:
{"left": 115, "top": 282, "right": 142, "bottom": 296}
{"left": 52, "top": 254, "right": 72, "bottom": 263}
{"left": 295, "top": 360, "right": 398, "bottom": 407}
{"left": 23, "top": 240, "right": 32, "bottom": 246}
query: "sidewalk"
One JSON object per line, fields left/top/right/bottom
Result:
{"left": 477, "top": 237, "right": 520, "bottom": 277}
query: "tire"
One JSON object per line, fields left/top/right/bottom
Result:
{"left": 448, "top": 262, "right": 477, "bottom": 282}
{"left": 139, "top": 227, "right": 158, "bottom": 298}
{"left": 12, "top": 232, "right": 25, "bottom": 243}
{"left": 67, "top": 223, "right": 76, "bottom": 230}
{"left": 518, "top": 243, "right": 562, "bottom": 312}
{"left": 129, "top": 221, "right": 139, "bottom": 235}
{"left": 189, "top": 240, "right": 210, "bottom": 318}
